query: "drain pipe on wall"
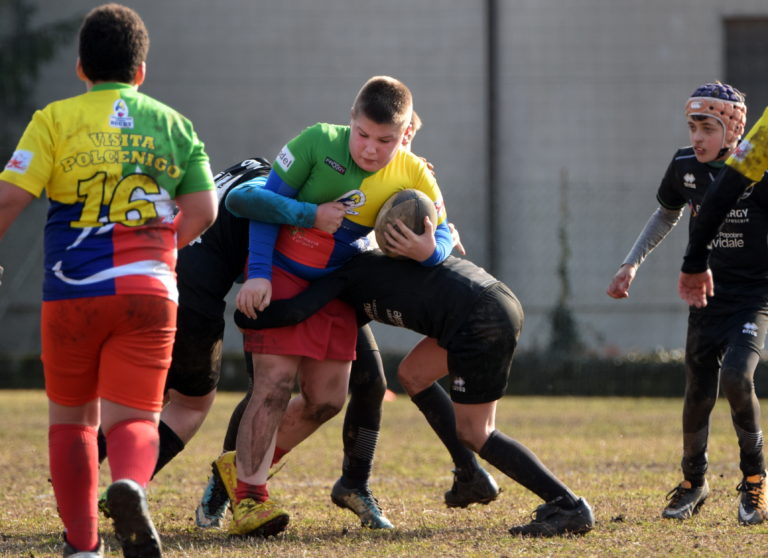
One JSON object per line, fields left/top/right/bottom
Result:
{"left": 485, "top": 0, "right": 499, "bottom": 276}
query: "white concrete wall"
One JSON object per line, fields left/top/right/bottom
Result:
{"left": 1, "top": 0, "right": 767, "bottom": 356}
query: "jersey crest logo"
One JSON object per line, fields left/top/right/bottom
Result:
{"left": 109, "top": 99, "right": 134, "bottom": 129}
{"left": 324, "top": 157, "right": 347, "bottom": 175}
{"left": 335, "top": 189, "right": 365, "bottom": 216}
{"left": 5, "top": 150, "right": 33, "bottom": 174}
{"left": 276, "top": 145, "right": 295, "bottom": 171}
{"left": 683, "top": 173, "right": 696, "bottom": 189}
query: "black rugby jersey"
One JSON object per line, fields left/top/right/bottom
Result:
{"left": 657, "top": 147, "right": 768, "bottom": 299}
{"left": 239, "top": 251, "right": 500, "bottom": 348}
{"left": 177, "top": 158, "right": 271, "bottom": 319}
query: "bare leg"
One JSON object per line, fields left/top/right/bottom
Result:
{"left": 236, "top": 353, "right": 299, "bottom": 484}
{"left": 276, "top": 359, "right": 351, "bottom": 451}
{"left": 159, "top": 389, "right": 217, "bottom": 444}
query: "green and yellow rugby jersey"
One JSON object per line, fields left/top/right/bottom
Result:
{"left": 0, "top": 82, "right": 214, "bottom": 301}
{"left": 262, "top": 122, "right": 446, "bottom": 278}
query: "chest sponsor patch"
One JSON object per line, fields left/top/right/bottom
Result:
{"left": 324, "top": 157, "right": 346, "bottom": 175}
{"left": 5, "top": 150, "right": 33, "bottom": 174}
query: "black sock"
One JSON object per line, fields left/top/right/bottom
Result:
{"left": 411, "top": 383, "right": 479, "bottom": 480}
{"left": 479, "top": 430, "right": 578, "bottom": 507}
{"left": 341, "top": 342, "right": 385, "bottom": 488}
{"left": 221, "top": 351, "right": 255, "bottom": 452}
{"left": 97, "top": 427, "right": 107, "bottom": 464}
{"left": 223, "top": 392, "right": 250, "bottom": 452}
{"left": 152, "top": 420, "right": 185, "bottom": 478}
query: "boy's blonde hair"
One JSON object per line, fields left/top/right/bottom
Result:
{"left": 351, "top": 76, "right": 413, "bottom": 128}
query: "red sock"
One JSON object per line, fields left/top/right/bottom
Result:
{"left": 105, "top": 419, "right": 159, "bottom": 488}
{"left": 235, "top": 480, "right": 269, "bottom": 503}
{"left": 49, "top": 424, "right": 99, "bottom": 552}
{"left": 272, "top": 446, "right": 289, "bottom": 466}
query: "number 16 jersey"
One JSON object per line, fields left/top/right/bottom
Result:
{"left": 0, "top": 82, "right": 215, "bottom": 302}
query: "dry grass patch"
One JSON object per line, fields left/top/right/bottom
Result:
{"left": 0, "top": 391, "right": 766, "bottom": 557}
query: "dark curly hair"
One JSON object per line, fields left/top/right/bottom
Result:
{"left": 78, "top": 3, "right": 149, "bottom": 84}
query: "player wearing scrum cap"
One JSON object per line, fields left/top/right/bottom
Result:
{"left": 607, "top": 82, "right": 768, "bottom": 524}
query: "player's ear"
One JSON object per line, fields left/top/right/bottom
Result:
{"left": 132, "top": 61, "right": 147, "bottom": 86}
{"left": 75, "top": 58, "right": 88, "bottom": 82}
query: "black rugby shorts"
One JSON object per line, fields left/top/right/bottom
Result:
{"left": 446, "top": 282, "right": 524, "bottom": 404}
{"left": 165, "top": 305, "right": 225, "bottom": 396}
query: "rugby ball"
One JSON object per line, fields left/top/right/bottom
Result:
{"left": 374, "top": 189, "right": 437, "bottom": 258}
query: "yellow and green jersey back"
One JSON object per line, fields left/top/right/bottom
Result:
{"left": 0, "top": 82, "right": 214, "bottom": 301}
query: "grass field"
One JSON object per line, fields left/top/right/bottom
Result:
{"left": 0, "top": 390, "right": 766, "bottom": 557}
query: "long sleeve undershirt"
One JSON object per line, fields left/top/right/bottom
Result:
{"left": 622, "top": 206, "right": 684, "bottom": 267}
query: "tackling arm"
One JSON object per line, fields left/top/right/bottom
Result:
{"left": 234, "top": 269, "right": 349, "bottom": 329}
{"left": 681, "top": 166, "right": 753, "bottom": 273}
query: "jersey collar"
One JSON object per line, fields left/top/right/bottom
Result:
{"left": 90, "top": 82, "right": 138, "bottom": 93}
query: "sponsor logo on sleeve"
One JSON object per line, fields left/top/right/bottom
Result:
{"left": 109, "top": 99, "right": 134, "bottom": 129}
{"left": 276, "top": 145, "right": 294, "bottom": 171}
{"left": 5, "top": 150, "right": 33, "bottom": 174}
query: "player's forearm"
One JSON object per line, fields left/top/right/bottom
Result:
{"left": 622, "top": 206, "right": 682, "bottom": 267}
{"left": 225, "top": 178, "right": 316, "bottom": 227}
{"left": 246, "top": 220, "right": 279, "bottom": 279}
{"left": 234, "top": 273, "right": 347, "bottom": 329}
{"left": 681, "top": 166, "right": 752, "bottom": 273}
{"left": 420, "top": 221, "right": 453, "bottom": 266}
{"left": 174, "top": 189, "right": 218, "bottom": 247}
{"left": 0, "top": 180, "right": 35, "bottom": 240}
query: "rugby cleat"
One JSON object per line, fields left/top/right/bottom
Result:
{"left": 62, "top": 535, "right": 103, "bottom": 558}
{"left": 330, "top": 477, "right": 394, "bottom": 529}
{"left": 444, "top": 467, "right": 500, "bottom": 508}
{"left": 662, "top": 479, "right": 709, "bottom": 520}
{"left": 737, "top": 471, "right": 768, "bottom": 525}
{"left": 229, "top": 497, "right": 289, "bottom": 537}
{"left": 212, "top": 451, "right": 238, "bottom": 502}
{"left": 195, "top": 473, "right": 230, "bottom": 529}
{"left": 508, "top": 497, "right": 594, "bottom": 537}
{"left": 106, "top": 479, "right": 162, "bottom": 558}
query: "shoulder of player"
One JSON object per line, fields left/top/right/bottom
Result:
{"left": 671, "top": 146, "right": 696, "bottom": 162}
{"left": 299, "top": 122, "right": 349, "bottom": 142}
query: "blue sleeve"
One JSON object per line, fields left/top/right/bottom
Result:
{"left": 420, "top": 222, "right": 453, "bottom": 266}
{"left": 247, "top": 220, "right": 279, "bottom": 280}
{"left": 225, "top": 172, "right": 317, "bottom": 227}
